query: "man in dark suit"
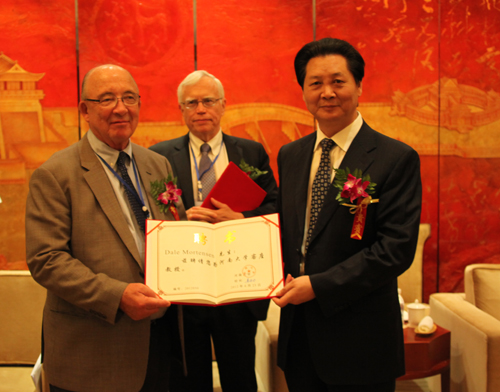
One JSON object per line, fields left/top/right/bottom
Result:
{"left": 273, "top": 38, "right": 422, "bottom": 392}
{"left": 26, "top": 64, "right": 186, "bottom": 392}
{"left": 150, "top": 70, "right": 278, "bottom": 392}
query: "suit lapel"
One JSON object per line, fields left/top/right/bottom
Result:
{"left": 292, "top": 133, "right": 316, "bottom": 240}
{"left": 132, "top": 145, "right": 164, "bottom": 221}
{"left": 336, "top": 123, "right": 376, "bottom": 173}
{"left": 79, "top": 135, "right": 143, "bottom": 267}
{"left": 171, "top": 135, "right": 195, "bottom": 209}
{"left": 223, "top": 133, "right": 243, "bottom": 165}
{"left": 309, "top": 122, "right": 377, "bottom": 244}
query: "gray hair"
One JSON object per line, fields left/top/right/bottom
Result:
{"left": 177, "top": 70, "right": 225, "bottom": 103}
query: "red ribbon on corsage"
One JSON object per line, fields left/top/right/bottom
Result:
{"left": 333, "top": 167, "right": 379, "bottom": 241}
{"left": 341, "top": 196, "right": 379, "bottom": 240}
{"left": 168, "top": 204, "right": 180, "bottom": 221}
{"left": 150, "top": 177, "right": 182, "bottom": 222}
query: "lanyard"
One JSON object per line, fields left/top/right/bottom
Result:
{"left": 95, "top": 152, "right": 149, "bottom": 217}
{"left": 190, "top": 140, "right": 224, "bottom": 201}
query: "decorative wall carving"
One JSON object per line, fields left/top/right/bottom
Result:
{"left": 390, "top": 78, "right": 500, "bottom": 134}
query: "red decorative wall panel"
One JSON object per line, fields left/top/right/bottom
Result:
{"left": 0, "top": 1, "right": 498, "bottom": 300}
{"left": 197, "top": 0, "right": 315, "bottom": 178}
{"left": 78, "top": 0, "right": 194, "bottom": 122}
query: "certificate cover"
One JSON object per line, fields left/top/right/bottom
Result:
{"left": 145, "top": 214, "right": 284, "bottom": 306}
{"left": 201, "top": 161, "right": 266, "bottom": 212}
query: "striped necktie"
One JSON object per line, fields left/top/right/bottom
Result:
{"left": 199, "top": 143, "right": 216, "bottom": 200}
{"left": 116, "top": 151, "right": 147, "bottom": 233}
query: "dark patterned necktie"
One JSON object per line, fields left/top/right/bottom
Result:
{"left": 116, "top": 151, "right": 147, "bottom": 233}
{"left": 306, "top": 138, "right": 335, "bottom": 250}
{"left": 199, "top": 143, "right": 216, "bottom": 200}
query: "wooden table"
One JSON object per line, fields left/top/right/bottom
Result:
{"left": 397, "top": 324, "right": 451, "bottom": 392}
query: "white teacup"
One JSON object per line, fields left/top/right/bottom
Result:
{"left": 407, "top": 300, "right": 430, "bottom": 328}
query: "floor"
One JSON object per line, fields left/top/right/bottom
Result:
{"left": 1, "top": 365, "right": 441, "bottom": 392}
{"left": 396, "top": 375, "right": 442, "bottom": 392}
{"left": 0, "top": 367, "right": 35, "bottom": 392}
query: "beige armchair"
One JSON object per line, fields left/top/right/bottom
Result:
{"left": 398, "top": 223, "right": 431, "bottom": 304}
{"left": 430, "top": 263, "right": 500, "bottom": 392}
{"left": 0, "top": 270, "right": 47, "bottom": 392}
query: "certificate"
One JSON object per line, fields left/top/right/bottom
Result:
{"left": 145, "top": 213, "right": 284, "bottom": 305}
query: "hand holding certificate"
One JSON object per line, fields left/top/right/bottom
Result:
{"left": 145, "top": 213, "right": 284, "bottom": 306}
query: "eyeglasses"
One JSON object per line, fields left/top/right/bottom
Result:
{"left": 85, "top": 93, "right": 140, "bottom": 107}
{"left": 181, "top": 98, "right": 222, "bottom": 110}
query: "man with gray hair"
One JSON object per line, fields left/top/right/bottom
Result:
{"left": 150, "top": 70, "right": 277, "bottom": 392}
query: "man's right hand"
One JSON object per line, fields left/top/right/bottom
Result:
{"left": 119, "top": 283, "right": 171, "bottom": 321}
{"left": 272, "top": 274, "right": 316, "bottom": 308}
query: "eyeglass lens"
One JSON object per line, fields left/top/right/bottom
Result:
{"left": 99, "top": 94, "right": 139, "bottom": 106}
{"left": 184, "top": 98, "right": 219, "bottom": 109}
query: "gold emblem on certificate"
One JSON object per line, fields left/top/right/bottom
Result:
{"left": 194, "top": 233, "right": 208, "bottom": 245}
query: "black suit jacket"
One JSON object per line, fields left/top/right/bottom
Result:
{"left": 150, "top": 132, "right": 278, "bottom": 320}
{"left": 276, "top": 121, "right": 422, "bottom": 384}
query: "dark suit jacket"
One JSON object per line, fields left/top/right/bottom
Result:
{"left": 26, "top": 133, "right": 186, "bottom": 392}
{"left": 276, "top": 121, "right": 422, "bottom": 384}
{"left": 150, "top": 132, "right": 278, "bottom": 320}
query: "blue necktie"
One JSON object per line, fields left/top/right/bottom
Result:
{"left": 116, "top": 152, "right": 147, "bottom": 233}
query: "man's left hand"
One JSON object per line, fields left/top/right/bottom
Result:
{"left": 273, "top": 274, "right": 316, "bottom": 307}
{"left": 186, "top": 198, "right": 243, "bottom": 223}
{"left": 210, "top": 198, "right": 244, "bottom": 222}
{"left": 186, "top": 206, "right": 218, "bottom": 223}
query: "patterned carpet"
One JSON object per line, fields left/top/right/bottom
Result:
{"left": 213, "top": 362, "right": 442, "bottom": 392}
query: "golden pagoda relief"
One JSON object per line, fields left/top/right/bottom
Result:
{"left": 0, "top": 53, "right": 74, "bottom": 184}
{"left": 0, "top": 53, "right": 45, "bottom": 183}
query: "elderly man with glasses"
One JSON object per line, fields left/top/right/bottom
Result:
{"left": 150, "top": 70, "right": 278, "bottom": 392}
{"left": 26, "top": 64, "right": 186, "bottom": 392}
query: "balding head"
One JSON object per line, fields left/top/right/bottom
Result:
{"left": 79, "top": 64, "right": 141, "bottom": 151}
{"left": 81, "top": 64, "right": 139, "bottom": 100}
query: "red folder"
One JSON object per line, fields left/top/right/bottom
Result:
{"left": 201, "top": 161, "right": 266, "bottom": 212}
